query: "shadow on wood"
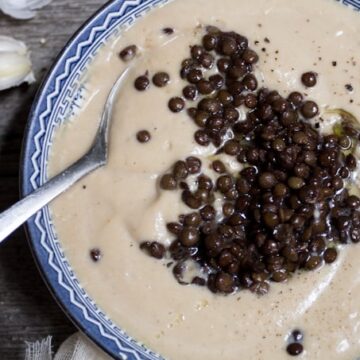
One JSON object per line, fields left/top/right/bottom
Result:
{"left": 0, "top": 84, "right": 75, "bottom": 359}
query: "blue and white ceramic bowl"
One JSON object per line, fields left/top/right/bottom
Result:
{"left": 21, "top": 0, "right": 360, "bottom": 359}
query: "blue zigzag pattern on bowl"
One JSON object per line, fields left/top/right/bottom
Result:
{"left": 341, "top": 0, "right": 360, "bottom": 8}
{"left": 23, "top": 0, "right": 360, "bottom": 359}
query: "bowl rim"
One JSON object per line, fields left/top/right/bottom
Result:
{"left": 20, "top": 0, "right": 168, "bottom": 359}
{"left": 20, "top": 1, "right": 126, "bottom": 358}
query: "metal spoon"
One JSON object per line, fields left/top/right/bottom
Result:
{"left": 0, "top": 69, "right": 129, "bottom": 243}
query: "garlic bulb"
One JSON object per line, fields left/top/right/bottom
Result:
{"left": 0, "top": 36, "right": 35, "bottom": 91}
{"left": 0, "top": 0, "right": 51, "bottom": 20}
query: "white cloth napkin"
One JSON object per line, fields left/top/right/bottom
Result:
{"left": 25, "top": 333, "right": 112, "bottom": 360}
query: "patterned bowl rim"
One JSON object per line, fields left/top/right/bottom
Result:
{"left": 19, "top": 0, "right": 360, "bottom": 359}
{"left": 20, "top": 0, "right": 169, "bottom": 359}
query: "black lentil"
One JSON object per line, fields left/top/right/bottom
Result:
{"left": 209, "top": 74, "right": 224, "bottom": 89}
{"left": 288, "top": 92, "right": 303, "bottom": 108}
{"left": 160, "top": 174, "right": 177, "bottom": 190}
{"left": 184, "top": 212, "right": 201, "bottom": 226}
{"left": 173, "top": 161, "right": 188, "bottom": 180}
{"left": 291, "top": 330, "right": 303, "bottom": 342}
{"left": 197, "top": 79, "right": 214, "bottom": 95}
{"left": 134, "top": 75, "right": 150, "bottom": 91}
{"left": 203, "top": 34, "right": 218, "bottom": 51}
{"left": 137, "top": 26, "right": 360, "bottom": 301}
{"left": 168, "top": 97, "right": 185, "bottom": 112}
{"left": 163, "top": 27, "right": 174, "bottom": 35}
{"left": 90, "top": 248, "right": 102, "bottom": 262}
{"left": 212, "top": 160, "right": 226, "bottom": 173}
{"left": 242, "top": 48, "right": 259, "bottom": 64}
{"left": 186, "top": 157, "right": 202, "bottom": 174}
{"left": 217, "top": 58, "right": 231, "bottom": 73}
{"left": 215, "top": 272, "right": 234, "bottom": 293}
{"left": 179, "top": 227, "right": 199, "bottom": 247}
{"left": 345, "top": 84, "right": 354, "bottom": 92}
{"left": 191, "top": 45, "right": 205, "bottom": 60}
{"left": 244, "top": 93, "right": 258, "bottom": 109}
{"left": 119, "top": 45, "right": 137, "bottom": 61}
{"left": 323, "top": 248, "right": 338, "bottom": 263}
{"left": 199, "top": 53, "right": 215, "bottom": 69}
{"left": 259, "top": 172, "right": 277, "bottom": 189}
{"left": 301, "top": 101, "right": 319, "bottom": 119}
{"left": 167, "top": 222, "right": 183, "bottom": 235}
{"left": 287, "top": 343, "right": 303, "bottom": 356}
{"left": 301, "top": 71, "right": 317, "bottom": 87}
{"left": 140, "top": 241, "right": 166, "bottom": 259}
{"left": 183, "top": 85, "right": 198, "bottom": 100}
{"left": 152, "top": 72, "right": 170, "bottom": 87}
{"left": 136, "top": 130, "right": 151, "bottom": 143}
{"left": 187, "top": 69, "right": 203, "bottom": 84}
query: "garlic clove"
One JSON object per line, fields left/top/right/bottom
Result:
{"left": 0, "top": 35, "right": 27, "bottom": 54}
{"left": 0, "top": 0, "right": 52, "bottom": 20}
{"left": 0, "top": 36, "right": 35, "bottom": 91}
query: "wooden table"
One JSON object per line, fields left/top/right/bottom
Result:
{"left": 0, "top": 1, "right": 106, "bottom": 358}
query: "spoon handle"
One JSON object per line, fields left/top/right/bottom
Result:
{"left": 1, "top": 69, "right": 129, "bottom": 244}
{"left": 0, "top": 152, "right": 101, "bottom": 243}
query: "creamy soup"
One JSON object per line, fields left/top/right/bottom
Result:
{"left": 48, "top": 0, "right": 360, "bottom": 359}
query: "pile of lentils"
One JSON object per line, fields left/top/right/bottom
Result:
{"left": 138, "top": 26, "right": 360, "bottom": 296}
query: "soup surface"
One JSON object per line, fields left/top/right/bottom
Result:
{"left": 48, "top": 0, "right": 360, "bottom": 358}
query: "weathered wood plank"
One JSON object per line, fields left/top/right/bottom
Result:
{"left": 0, "top": 1, "right": 106, "bottom": 358}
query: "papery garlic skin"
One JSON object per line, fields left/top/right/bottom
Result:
{"left": 0, "top": 0, "right": 52, "bottom": 20}
{"left": 0, "top": 36, "right": 35, "bottom": 91}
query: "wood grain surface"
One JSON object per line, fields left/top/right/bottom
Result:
{"left": 0, "top": 1, "right": 106, "bottom": 358}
